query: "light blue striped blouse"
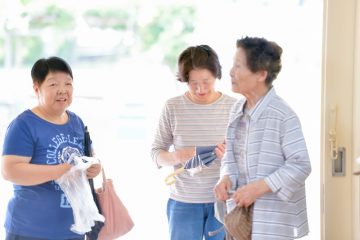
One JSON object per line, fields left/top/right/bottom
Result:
{"left": 221, "top": 87, "right": 312, "bottom": 239}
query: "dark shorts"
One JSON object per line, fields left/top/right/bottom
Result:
{"left": 6, "top": 233, "right": 84, "bottom": 240}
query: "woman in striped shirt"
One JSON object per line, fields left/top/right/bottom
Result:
{"left": 214, "top": 37, "right": 312, "bottom": 239}
{"left": 151, "top": 45, "right": 237, "bottom": 240}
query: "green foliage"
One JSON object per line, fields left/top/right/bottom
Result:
{"left": 20, "top": 36, "right": 43, "bottom": 66}
{"left": 28, "top": 5, "right": 75, "bottom": 30}
{"left": 57, "top": 38, "right": 76, "bottom": 62}
{"left": 83, "top": 9, "right": 130, "bottom": 30}
{"left": 138, "top": 5, "right": 195, "bottom": 50}
{"left": 137, "top": 5, "right": 196, "bottom": 68}
{"left": 1, "top": 2, "right": 197, "bottom": 69}
{"left": 163, "top": 40, "right": 188, "bottom": 71}
{"left": 19, "top": 0, "right": 33, "bottom": 5}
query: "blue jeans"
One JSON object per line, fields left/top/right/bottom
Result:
{"left": 6, "top": 233, "right": 84, "bottom": 240}
{"left": 167, "top": 198, "right": 225, "bottom": 240}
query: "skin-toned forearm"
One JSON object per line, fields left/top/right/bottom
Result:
{"left": 156, "top": 151, "right": 181, "bottom": 167}
{"left": 156, "top": 147, "right": 195, "bottom": 167}
{"left": 256, "top": 179, "right": 272, "bottom": 195}
{"left": 2, "top": 162, "right": 71, "bottom": 186}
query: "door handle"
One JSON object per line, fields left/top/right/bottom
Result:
{"left": 329, "top": 105, "right": 338, "bottom": 160}
{"left": 329, "top": 105, "right": 346, "bottom": 176}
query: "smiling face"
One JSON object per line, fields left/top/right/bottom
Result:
{"left": 34, "top": 71, "right": 73, "bottom": 116}
{"left": 187, "top": 68, "right": 218, "bottom": 104}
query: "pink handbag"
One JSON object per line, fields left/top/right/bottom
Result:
{"left": 96, "top": 168, "right": 134, "bottom": 240}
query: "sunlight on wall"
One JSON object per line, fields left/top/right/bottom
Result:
{"left": 0, "top": 0, "right": 322, "bottom": 239}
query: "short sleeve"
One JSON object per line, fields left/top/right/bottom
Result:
{"left": 2, "top": 118, "right": 34, "bottom": 157}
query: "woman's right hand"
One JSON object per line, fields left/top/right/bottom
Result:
{"left": 214, "top": 175, "right": 232, "bottom": 201}
{"left": 155, "top": 147, "right": 195, "bottom": 167}
{"left": 2, "top": 155, "right": 73, "bottom": 186}
{"left": 173, "top": 147, "right": 196, "bottom": 165}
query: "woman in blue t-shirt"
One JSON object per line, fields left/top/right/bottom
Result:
{"left": 1, "top": 57, "right": 101, "bottom": 240}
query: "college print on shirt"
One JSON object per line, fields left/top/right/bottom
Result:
{"left": 46, "top": 133, "right": 83, "bottom": 164}
{"left": 46, "top": 133, "right": 84, "bottom": 208}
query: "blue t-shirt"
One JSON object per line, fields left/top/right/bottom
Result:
{"left": 2, "top": 109, "right": 86, "bottom": 239}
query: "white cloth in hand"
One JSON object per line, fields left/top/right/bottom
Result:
{"left": 56, "top": 155, "right": 104, "bottom": 234}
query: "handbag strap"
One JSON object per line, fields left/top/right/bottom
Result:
{"left": 84, "top": 126, "right": 102, "bottom": 214}
{"left": 100, "top": 167, "right": 107, "bottom": 190}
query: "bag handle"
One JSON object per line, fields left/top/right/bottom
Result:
{"left": 100, "top": 166, "right": 107, "bottom": 190}
{"left": 84, "top": 126, "right": 105, "bottom": 240}
{"left": 84, "top": 126, "right": 102, "bottom": 213}
{"left": 85, "top": 125, "right": 107, "bottom": 191}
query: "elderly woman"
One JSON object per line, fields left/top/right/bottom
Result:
{"left": 214, "top": 37, "right": 311, "bottom": 239}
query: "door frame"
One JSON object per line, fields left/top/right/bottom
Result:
{"left": 353, "top": 0, "right": 360, "bottom": 238}
{"left": 321, "top": 0, "right": 359, "bottom": 239}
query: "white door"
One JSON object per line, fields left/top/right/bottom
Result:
{"left": 321, "top": 0, "right": 360, "bottom": 239}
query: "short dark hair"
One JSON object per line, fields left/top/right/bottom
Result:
{"left": 31, "top": 56, "right": 73, "bottom": 85}
{"left": 176, "top": 45, "right": 221, "bottom": 83}
{"left": 236, "top": 37, "right": 282, "bottom": 86}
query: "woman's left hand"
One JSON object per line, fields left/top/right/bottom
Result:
{"left": 214, "top": 142, "right": 226, "bottom": 159}
{"left": 232, "top": 179, "right": 271, "bottom": 208}
{"left": 86, "top": 163, "right": 101, "bottom": 179}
